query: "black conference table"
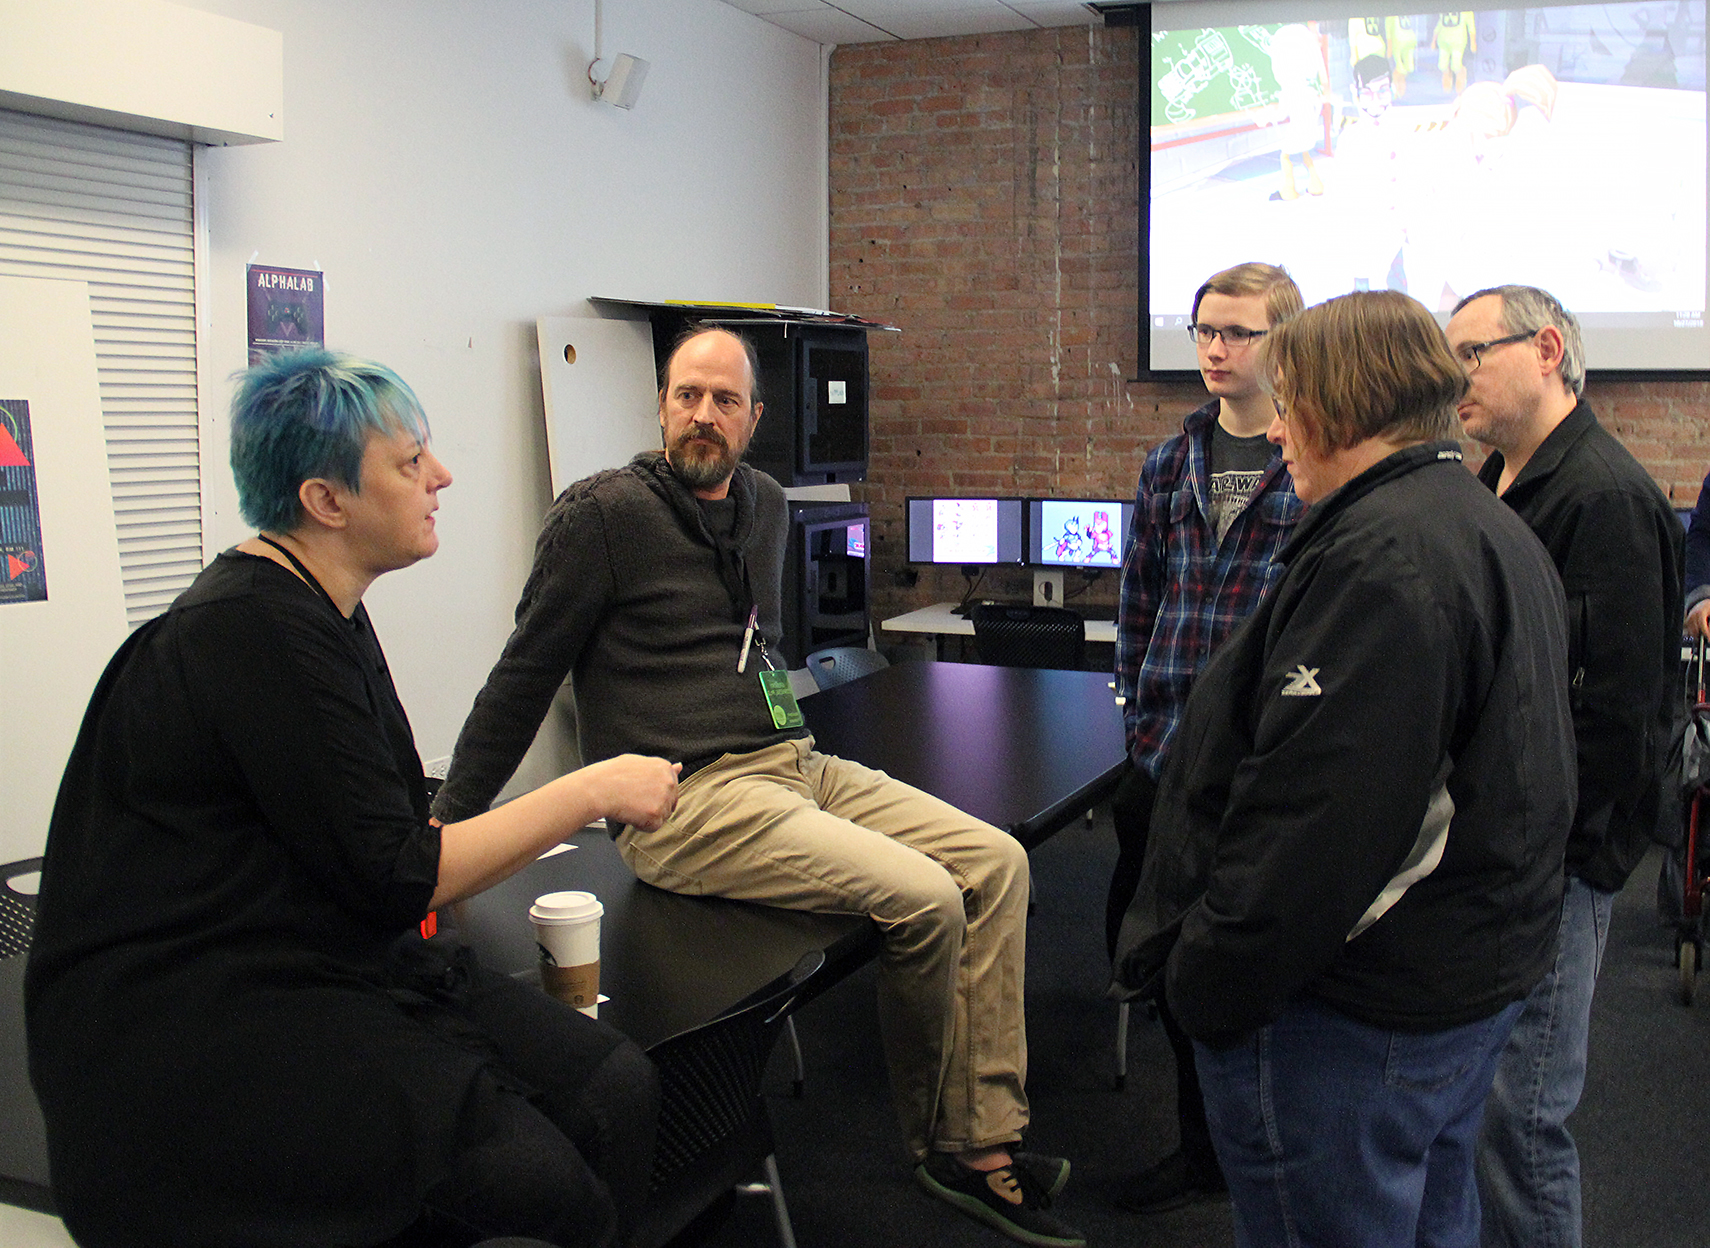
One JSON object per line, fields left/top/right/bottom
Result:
{"left": 447, "top": 830, "right": 880, "bottom": 1051}
{"left": 452, "top": 661, "right": 1128, "bottom": 1046}
{"left": 802, "top": 660, "right": 1128, "bottom": 849}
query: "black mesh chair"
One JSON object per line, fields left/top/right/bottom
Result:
{"left": 633, "top": 949, "right": 825, "bottom": 1248}
{"left": 0, "top": 859, "right": 37, "bottom": 962}
{"left": 970, "top": 604, "right": 1087, "bottom": 670}
{"left": 802, "top": 645, "right": 890, "bottom": 692}
{"left": 0, "top": 858, "right": 52, "bottom": 1213}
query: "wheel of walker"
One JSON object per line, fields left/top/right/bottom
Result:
{"left": 1678, "top": 940, "right": 1698, "bottom": 1007}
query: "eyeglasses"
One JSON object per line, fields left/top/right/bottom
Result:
{"left": 1188, "top": 323, "right": 1267, "bottom": 348}
{"left": 1454, "top": 330, "right": 1535, "bottom": 372}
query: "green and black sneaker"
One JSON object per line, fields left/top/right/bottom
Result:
{"left": 916, "top": 1151, "right": 1086, "bottom": 1248}
{"left": 1012, "top": 1151, "right": 1071, "bottom": 1199}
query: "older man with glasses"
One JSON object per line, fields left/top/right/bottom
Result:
{"left": 1445, "top": 284, "right": 1683, "bottom": 1248}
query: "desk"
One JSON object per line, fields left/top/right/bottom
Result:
{"left": 882, "top": 602, "right": 1119, "bottom": 646}
{"left": 804, "top": 660, "right": 1126, "bottom": 849}
{"left": 458, "top": 662, "right": 1123, "bottom": 1039}
{"left": 449, "top": 830, "right": 879, "bottom": 1051}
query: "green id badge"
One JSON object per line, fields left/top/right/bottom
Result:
{"left": 758, "top": 668, "right": 805, "bottom": 729}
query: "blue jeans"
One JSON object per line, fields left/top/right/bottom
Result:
{"left": 1196, "top": 998, "right": 1522, "bottom": 1248}
{"left": 1476, "top": 878, "right": 1613, "bottom": 1248}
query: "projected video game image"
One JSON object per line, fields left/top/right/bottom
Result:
{"left": 1031, "top": 500, "right": 1131, "bottom": 568}
{"left": 1149, "top": 3, "right": 1708, "bottom": 371}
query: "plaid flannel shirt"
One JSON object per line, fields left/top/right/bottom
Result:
{"left": 1116, "top": 399, "right": 1303, "bottom": 777}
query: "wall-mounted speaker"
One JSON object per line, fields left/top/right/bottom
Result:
{"left": 601, "top": 54, "right": 649, "bottom": 109}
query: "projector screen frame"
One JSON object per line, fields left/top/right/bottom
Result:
{"left": 1135, "top": 0, "right": 1710, "bottom": 383}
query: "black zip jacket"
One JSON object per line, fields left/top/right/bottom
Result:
{"left": 1113, "top": 443, "right": 1575, "bottom": 1045}
{"left": 1478, "top": 401, "right": 1684, "bottom": 893}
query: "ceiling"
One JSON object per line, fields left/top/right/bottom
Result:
{"left": 717, "top": 0, "right": 1136, "bottom": 44}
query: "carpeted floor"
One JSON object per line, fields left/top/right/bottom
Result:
{"left": 688, "top": 811, "right": 1710, "bottom": 1248}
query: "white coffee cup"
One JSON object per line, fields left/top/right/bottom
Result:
{"left": 529, "top": 890, "right": 602, "bottom": 1016}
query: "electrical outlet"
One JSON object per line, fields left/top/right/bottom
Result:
{"left": 1033, "top": 570, "right": 1064, "bottom": 607}
{"left": 423, "top": 755, "right": 451, "bottom": 780}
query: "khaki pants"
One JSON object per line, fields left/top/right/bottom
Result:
{"left": 616, "top": 737, "right": 1030, "bottom": 1160}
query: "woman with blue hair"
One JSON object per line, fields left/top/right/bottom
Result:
{"left": 26, "top": 348, "right": 679, "bottom": 1247}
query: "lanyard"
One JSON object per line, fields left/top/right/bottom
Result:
{"left": 256, "top": 533, "right": 343, "bottom": 617}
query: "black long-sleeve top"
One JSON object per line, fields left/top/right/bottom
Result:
{"left": 25, "top": 553, "right": 472, "bottom": 1247}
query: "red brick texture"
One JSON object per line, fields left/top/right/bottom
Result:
{"left": 827, "top": 27, "right": 1710, "bottom": 628}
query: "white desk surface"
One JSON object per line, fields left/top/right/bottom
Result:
{"left": 882, "top": 602, "right": 1118, "bottom": 645}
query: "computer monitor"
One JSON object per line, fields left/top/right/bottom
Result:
{"left": 1027, "top": 498, "right": 1131, "bottom": 570}
{"left": 905, "top": 497, "right": 1026, "bottom": 565}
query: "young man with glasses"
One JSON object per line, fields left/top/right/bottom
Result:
{"left": 1445, "top": 285, "right": 1683, "bottom": 1248}
{"left": 1108, "top": 262, "right": 1304, "bottom": 1213}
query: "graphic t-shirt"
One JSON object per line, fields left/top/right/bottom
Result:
{"left": 1207, "top": 421, "right": 1276, "bottom": 545}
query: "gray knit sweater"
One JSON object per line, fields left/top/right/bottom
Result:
{"left": 432, "top": 451, "right": 797, "bottom": 822}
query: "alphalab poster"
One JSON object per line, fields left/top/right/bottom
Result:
{"left": 0, "top": 398, "right": 47, "bottom": 605}
{"left": 247, "top": 264, "right": 326, "bottom": 364}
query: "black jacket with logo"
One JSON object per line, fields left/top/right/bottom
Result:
{"left": 1113, "top": 442, "right": 1576, "bottom": 1044}
{"left": 1478, "top": 401, "right": 1684, "bottom": 893}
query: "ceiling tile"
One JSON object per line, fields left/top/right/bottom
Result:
{"left": 762, "top": 8, "right": 899, "bottom": 43}
{"left": 720, "top": 0, "right": 825, "bottom": 16}
{"left": 861, "top": 9, "right": 1039, "bottom": 40}
{"left": 1004, "top": 0, "right": 1102, "bottom": 24}
{"left": 717, "top": 0, "right": 1112, "bottom": 43}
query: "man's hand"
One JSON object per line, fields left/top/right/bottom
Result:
{"left": 1689, "top": 600, "right": 1710, "bottom": 641}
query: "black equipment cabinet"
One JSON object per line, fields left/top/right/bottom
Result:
{"left": 744, "top": 322, "right": 868, "bottom": 487}
{"left": 782, "top": 501, "right": 870, "bottom": 665}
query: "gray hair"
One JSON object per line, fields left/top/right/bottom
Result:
{"left": 1452, "top": 284, "right": 1585, "bottom": 396}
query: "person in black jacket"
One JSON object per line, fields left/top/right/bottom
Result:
{"left": 1113, "top": 290, "right": 1575, "bottom": 1248}
{"left": 1446, "top": 285, "right": 1685, "bottom": 1248}
{"left": 1685, "top": 471, "right": 1710, "bottom": 638}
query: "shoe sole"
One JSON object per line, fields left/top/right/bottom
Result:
{"left": 915, "top": 1165, "right": 1087, "bottom": 1248}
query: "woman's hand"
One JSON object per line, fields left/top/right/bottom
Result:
{"left": 581, "top": 754, "right": 681, "bottom": 832}
{"left": 432, "top": 755, "right": 681, "bottom": 908}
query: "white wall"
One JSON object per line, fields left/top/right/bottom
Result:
{"left": 182, "top": 0, "right": 829, "bottom": 790}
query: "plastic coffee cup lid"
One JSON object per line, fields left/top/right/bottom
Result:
{"left": 530, "top": 890, "right": 602, "bottom": 923}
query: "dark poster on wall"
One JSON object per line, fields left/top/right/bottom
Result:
{"left": 0, "top": 399, "right": 48, "bottom": 606}
{"left": 247, "top": 264, "right": 326, "bottom": 364}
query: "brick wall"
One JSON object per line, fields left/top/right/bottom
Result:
{"left": 828, "top": 26, "right": 1710, "bottom": 633}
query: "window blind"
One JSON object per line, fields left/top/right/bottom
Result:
{"left": 0, "top": 109, "right": 199, "bottom": 628}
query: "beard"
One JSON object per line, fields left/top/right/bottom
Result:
{"left": 668, "top": 425, "right": 744, "bottom": 491}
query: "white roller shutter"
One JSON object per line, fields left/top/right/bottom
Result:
{"left": 0, "top": 109, "right": 199, "bottom": 629}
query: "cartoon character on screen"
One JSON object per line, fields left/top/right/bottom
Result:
{"left": 1432, "top": 11, "right": 1476, "bottom": 96}
{"left": 1451, "top": 63, "right": 1558, "bottom": 161}
{"left": 1348, "top": 17, "right": 1386, "bottom": 67}
{"left": 1335, "top": 54, "right": 1409, "bottom": 293}
{"left": 1055, "top": 516, "right": 1086, "bottom": 562}
{"left": 1268, "top": 23, "right": 1329, "bottom": 200}
{"left": 1385, "top": 14, "right": 1418, "bottom": 99}
{"left": 1088, "top": 511, "right": 1117, "bottom": 565}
